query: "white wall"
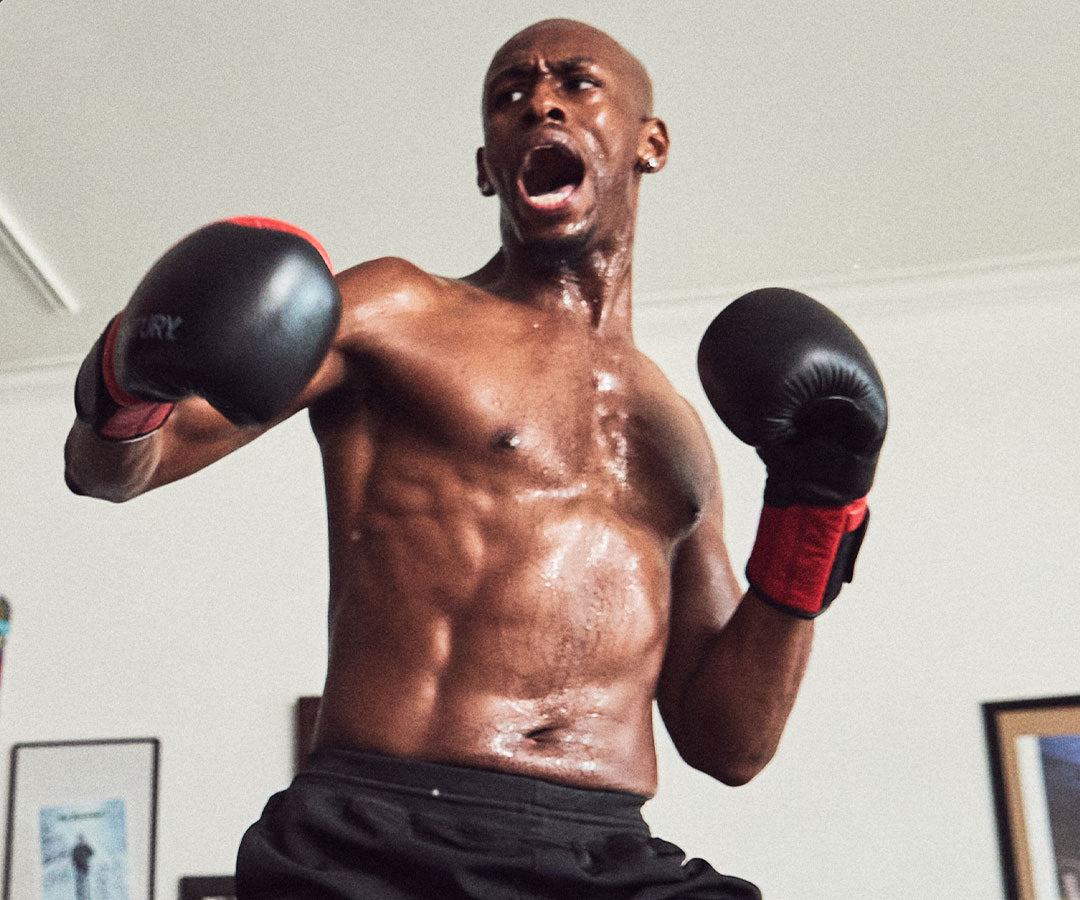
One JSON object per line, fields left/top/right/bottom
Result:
{"left": 0, "top": 379, "right": 331, "bottom": 888}
{"left": 637, "top": 258, "right": 1080, "bottom": 897}
{"left": 2, "top": 256, "right": 1078, "bottom": 898}
{"left": 3, "top": 1, "right": 1080, "bottom": 368}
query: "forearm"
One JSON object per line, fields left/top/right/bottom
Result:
{"left": 64, "top": 418, "right": 164, "bottom": 502}
{"left": 669, "top": 590, "right": 813, "bottom": 785}
{"left": 64, "top": 398, "right": 260, "bottom": 502}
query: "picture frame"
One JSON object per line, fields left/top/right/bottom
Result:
{"left": 294, "top": 695, "right": 321, "bottom": 774}
{"left": 983, "top": 694, "right": 1080, "bottom": 900}
{"left": 2, "top": 737, "right": 160, "bottom": 900}
{"left": 178, "top": 874, "right": 235, "bottom": 900}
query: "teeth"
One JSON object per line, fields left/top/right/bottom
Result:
{"left": 528, "top": 185, "right": 575, "bottom": 209}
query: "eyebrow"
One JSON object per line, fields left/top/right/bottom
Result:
{"left": 553, "top": 56, "right": 599, "bottom": 72}
{"left": 489, "top": 56, "right": 601, "bottom": 84}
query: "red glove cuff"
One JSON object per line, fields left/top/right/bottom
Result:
{"left": 98, "top": 314, "right": 174, "bottom": 440}
{"left": 746, "top": 498, "right": 869, "bottom": 617}
{"left": 222, "top": 216, "right": 334, "bottom": 273}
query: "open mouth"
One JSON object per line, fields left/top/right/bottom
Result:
{"left": 518, "top": 144, "right": 585, "bottom": 210}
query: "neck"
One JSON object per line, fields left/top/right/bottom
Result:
{"left": 469, "top": 228, "right": 636, "bottom": 335}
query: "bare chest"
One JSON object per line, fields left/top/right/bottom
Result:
{"left": 360, "top": 307, "right": 716, "bottom": 540}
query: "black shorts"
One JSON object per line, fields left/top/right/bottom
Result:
{"left": 236, "top": 747, "right": 760, "bottom": 900}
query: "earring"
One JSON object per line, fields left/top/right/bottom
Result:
{"left": 639, "top": 158, "right": 659, "bottom": 173}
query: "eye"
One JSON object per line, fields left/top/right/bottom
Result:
{"left": 493, "top": 87, "right": 526, "bottom": 109}
{"left": 566, "top": 76, "right": 599, "bottom": 92}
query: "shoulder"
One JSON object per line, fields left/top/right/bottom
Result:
{"left": 297, "top": 258, "right": 450, "bottom": 414}
{"left": 335, "top": 256, "right": 442, "bottom": 309}
{"left": 331, "top": 256, "right": 467, "bottom": 349}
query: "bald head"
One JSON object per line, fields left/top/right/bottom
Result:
{"left": 476, "top": 16, "right": 670, "bottom": 256}
{"left": 484, "top": 19, "right": 655, "bottom": 119}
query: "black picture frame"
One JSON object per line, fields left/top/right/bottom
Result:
{"left": 3, "top": 737, "right": 160, "bottom": 900}
{"left": 983, "top": 694, "right": 1080, "bottom": 900}
{"left": 295, "top": 695, "right": 321, "bottom": 774}
{"left": 178, "top": 874, "right": 236, "bottom": 900}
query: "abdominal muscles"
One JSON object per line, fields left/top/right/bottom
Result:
{"left": 316, "top": 489, "right": 673, "bottom": 793}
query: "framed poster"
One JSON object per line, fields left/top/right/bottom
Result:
{"left": 984, "top": 695, "right": 1080, "bottom": 900}
{"left": 178, "top": 875, "right": 235, "bottom": 900}
{"left": 2, "top": 738, "right": 160, "bottom": 900}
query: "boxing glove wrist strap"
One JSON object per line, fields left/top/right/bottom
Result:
{"left": 746, "top": 497, "right": 869, "bottom": 618}
{"left": 75, "top": 314, "right": 174, "bottom": 441}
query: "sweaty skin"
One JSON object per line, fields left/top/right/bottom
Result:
{"left": 310, "top": 257, "right": 720, "bottom": 793}
{"left": 65, "top": 19, "right": 812, "bottom": 796}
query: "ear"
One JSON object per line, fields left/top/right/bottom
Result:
{"left": 476, "top": 148, "right": 496, "bottom": 196}
{"left": 636, "top": 118, "right": 670, "bottom": 174}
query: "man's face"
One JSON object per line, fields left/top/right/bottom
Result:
{"left": 478, "top": 20, "right": 662, "bottom": 258}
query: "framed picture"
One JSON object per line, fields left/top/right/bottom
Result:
{"left": 294, "top": 695, "right": 321, "bottom": 774}
{"left": 178, "top": 875, "right": 235, "bottom": 900}
{"left": 2, "top": 738, "right": 160, "bottom": 900}
{"left": 983, "top": 695, "right": 1080, "bottom": 900}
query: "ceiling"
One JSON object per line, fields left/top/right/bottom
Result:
{"left": 2, "top": 1, "right": 1078, "bottom": 374}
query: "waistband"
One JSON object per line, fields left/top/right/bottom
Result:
{"left": 301, "top": 746, "right": 649, "bottom": 824}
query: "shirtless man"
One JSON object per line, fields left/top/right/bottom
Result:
{"left": 64, "top": 18, "right": 885, "bottom": 899}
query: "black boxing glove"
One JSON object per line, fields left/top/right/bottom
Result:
{"left": 698, "top": 288, "right": 888, "bottom": 617}
{"left": 75, "top": 217, "right": 341, "bottom": 440}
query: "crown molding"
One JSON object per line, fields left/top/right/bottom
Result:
{"left": 3, "top": 249, "right": 1079, "bottom": 392}
{"left": 635, "top": 249, "right": 1080, "bottom": 319}
{"left": 0, "top": 201, "right": 79, "bottom": 315}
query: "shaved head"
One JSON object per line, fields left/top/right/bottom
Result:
{"left": 476, "top": 17, "right": 670, "bottom": 268}
{"left": 485, "top": 19, "right": 655, "bottom": 119}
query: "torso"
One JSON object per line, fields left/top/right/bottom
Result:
{"left": 307, "top": 257, "right": 717, "bottom": 795}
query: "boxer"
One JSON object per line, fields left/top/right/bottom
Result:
{"left": 65, "top": 19, "right": 886, "bottom": 899}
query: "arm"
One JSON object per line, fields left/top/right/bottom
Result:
{"left": 656, "top": 492, "right": 813, "bottom": 786}
{"left": 63, "top": 218, "right": 344, "bottom": 502}
{"left": 63, "top": 354, "right": 348, "bottom": 502}
{"left": 64, "top": 397, "right": 251, "bottom": 502}
{"left": 658, "top": 287, "right": 888, "bottom": 785}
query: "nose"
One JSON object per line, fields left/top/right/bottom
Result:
{"left": 523, "top": 80, "right": 565, "bottom": 125}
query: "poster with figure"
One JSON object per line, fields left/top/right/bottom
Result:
{"left": 39, "top": 798, "right": 129, "bottom": 900}
{"left": 3, "top": 740, "right": 158, "bottom": 900}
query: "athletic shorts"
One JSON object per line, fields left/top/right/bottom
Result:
{"left": 235, "top": 746, "right": 761, "bottom": 899}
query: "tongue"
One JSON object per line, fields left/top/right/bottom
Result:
{"left": 527, "top": 184, "right": 575, "bottom": 209}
